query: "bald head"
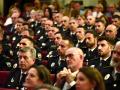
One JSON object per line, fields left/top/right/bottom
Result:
{"left": 66, "top": 47, "right": 84, "bottom": 56}
{"left": 105, "top": 24, "right": 117, "bottom": 39}
{"left": 87, "top": 15, "right": 96, "bottom": 25}
{"left": 106, "top": 24, "right": 117, "bottom": 31}
{"left": 65, "top": 47, "right": 84, "bottom": 72}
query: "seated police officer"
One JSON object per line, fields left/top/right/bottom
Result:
{"left": 85, "top": 30, "right": 99, "bottom": 66}
{"left": 48, "top": 39, "right": 73, "bottom": 74}
{"left": 5, "top": 47, "right": 36, "bottom": 89}
{"left": 89, "top": 36, "right": 114, "bottom": 68}
{"left": 55, "top": 47, "right": 84, "bottom": 90}
{"left": 100, "top": 41, "right": 120, "bottom": 90}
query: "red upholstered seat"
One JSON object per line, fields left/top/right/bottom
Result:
{"left": 0, "top": 88, "right": 16, "bottom": 90}
{"left": 0, "top": 71, "right": 10, "bottom": 87}
{"left": 50, "top": 74, "right": 56, "bottom": 84}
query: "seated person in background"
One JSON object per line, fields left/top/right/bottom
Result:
{"left": 24, "top": 65, "right": 51, "bottom": 90}
{"left": 75, "top": 27, "right": 87, "bottom": 53}
{"left": 13, "top": 36, "right": 41, "bottom": 67}
{"left": 76, "top": 67, "right": 105, "bottom": 90}
{"left": 85, "top": 30, "right": 99, "bottom": 66}
{"left": 0, "top": 42, "right": 13, "bottom": 71}
{"left": 5, "top": 47, "right": 36, "bottom": 89}
{"left": 105, "top": 24, "right": 118, "bottom": 43}
{"left": 47, "top": 39, "right": 73, "bottom": 74}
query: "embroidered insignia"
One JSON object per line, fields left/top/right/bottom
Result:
{"left": 39, "top": 36, "right": 43, "bottom": 40}
{"left": 37, "top": 30, "right": 40, "bottom": 34}
{"left": 51, "top": 62, "right": 55, "bottom": 67}
{"left": 6, "top": 62, "right": 11, "bottom": 67}
{"left": 90, "top": 65, "right": 95, "bottom": 68}
{"left": 13, "top": 63, "right": 18, "bottom": 68}
{"left": 12, "top": 37, "right": 16, "bottom": 41}
{"left": 10, "top": 50, "right": 13, "bottom": 56}
{"left": 46, "top": 51, "right": 53, "bottom": 58}
{"left": 104, "top": 74, "right": 110, "bottom": 80}
{"left": 31, "top": 24, "right": 34, "bottom": 27}
{"left": 113, "top": 84, "right": 117, "bottom": 87}
{"left": 11, "top": 78, "right": 14, "bottom": 82}
{"left": 42, "top": 43, "right": 46, "bottom": 46}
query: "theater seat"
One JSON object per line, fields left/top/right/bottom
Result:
{"left": 0, "top": 88, "right": 15, "bottom": 90}
{"left": 0, "top": 71, "right": 10, "bottom": 87}
{"left": 50, "top": 74, "right": 56, "bottom": 84}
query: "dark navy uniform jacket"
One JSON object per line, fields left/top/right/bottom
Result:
{"left": 100, "top": 66, "right": 120, "bottom": 90}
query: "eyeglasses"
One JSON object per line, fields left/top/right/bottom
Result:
{"left": 19, "top": 42, "right": 26, "bottom": 45}
{"left": 105, "top": 30, "right": 113, "bottom": 32}
{"left": 45, "top": 24, "right": 51, "bottom": 26}
{"left": 69, "top": 22, "right": 75, "bottom": 25}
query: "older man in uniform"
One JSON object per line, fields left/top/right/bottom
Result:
{"left": 101, "top": 41, "right": 120, "bottom": 90}
{"left": 5, "top": 47, "right": 36, "bottom": 89}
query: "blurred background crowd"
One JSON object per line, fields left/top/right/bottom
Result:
{"left": 0, "top": 0, "right": 120, "bottom": 90}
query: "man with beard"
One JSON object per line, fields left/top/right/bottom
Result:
{"left": 100, "top": 41, "right": 120, "bottom": 90}
{"left": 105, "top": 24, "right": 118, "bottom": 43}
{"left": 48, "top": 39, "right": 73, "bottom": 74}
{"left": 89, "top": 36, "right": 114, "bottom": 68}
{"left": 86, "top": 15, "right": 96, "bottom": 30}
{"left": 95, "top": 19, "right": 105, "bottom": 36}
{"left": 84, "top": 30, "right": 99, "bottom": 66}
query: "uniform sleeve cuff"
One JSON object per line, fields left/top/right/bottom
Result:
{"left": 69, "top": 81, "right": 76, "bottom": 87}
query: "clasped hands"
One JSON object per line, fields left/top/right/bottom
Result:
{"left": 56, "top": 67, "right": 75, "bottom": 83}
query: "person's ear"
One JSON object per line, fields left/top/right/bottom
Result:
{"left": 80, "top": 55, "right": 83, "bottom": 60}
{"left": 91, "top": 80, "right": 96, "bottom": 89}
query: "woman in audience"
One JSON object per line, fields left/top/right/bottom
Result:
{"left": 24, "top": 65, "right": 51, "bottom": 90}
{"left": 44, "top": 7, "right": 53, "bottom": 20}
{"left": 76, "top": 67, "right": 105, "bottom": 90}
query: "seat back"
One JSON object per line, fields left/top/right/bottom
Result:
{"left": 0, "top": 71, "right": 10, "bottom": 87}
{"left": 50, "top": 74, "right": 56, "bottom": 84}
{"left": 0, "top": 88, "right": 16, "bottom": 90}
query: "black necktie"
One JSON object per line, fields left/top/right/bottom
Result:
{"left": 19, "top": 73, "right": 26, "bottom": 88}
{"left": 100, "top": 60, "right": 105, "bottom": 67}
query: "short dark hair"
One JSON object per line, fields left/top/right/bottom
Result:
{"left": 85, "top": 30, "right": 98, "bottom": 37}
{"left": 21, "top": 36, "right": 35, "bottom": 46}
{"left": 96, "top": 19, "right": 105, "bottom": 25}
{"left": 98, "top": 36, "right": 115, "bottom": 45}
{"left": 112, "top": 15, "right": 120, "bottom": 19}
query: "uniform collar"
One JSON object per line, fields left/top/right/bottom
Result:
{"left": 114, "top": 68, "right": 120, "bottom": 74}
{"left": 100, "top": 56, "right": 110, "bottom": 61}
{"left": 89, "top": 47, "right": 96, "bottom": 52}
{"left": 21, "top": 70, "right": 27, "bottom": 75}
